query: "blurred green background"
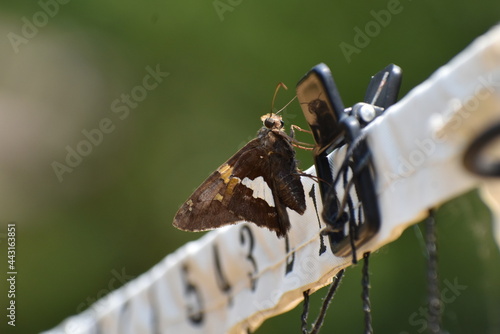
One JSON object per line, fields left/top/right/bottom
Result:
{"left": 0, "top": 0, "right": 499, "bottom": 333}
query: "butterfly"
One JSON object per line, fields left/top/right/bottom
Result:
{"left": 173, "top": 84, "right": 307, "bottom": 238}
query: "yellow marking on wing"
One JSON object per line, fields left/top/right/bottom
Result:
{"left": 186, "top": 199, "right": 193, "bottom": 211}
{"left": 217, "top": 163, "right": 241, "bottom": 201}
{"left": 218, "top": 164, "right": 235, "bottom": 184}
{"left": 226, "top": 178, "right": 239, "bottom": 196}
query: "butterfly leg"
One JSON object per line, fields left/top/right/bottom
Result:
{"left": 289, "top": 125, "right": 314, "bottom": 151}
{"left": 293, "top": 143, "right": 314, "bottom": 151}
{"left": 290, "top": 124, "right": 313, "bottom": 137}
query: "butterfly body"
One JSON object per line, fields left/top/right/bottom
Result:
{"left": 173, "top": 113, "right": 306, "bottom": 238}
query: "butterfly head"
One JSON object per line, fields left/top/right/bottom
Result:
{"left": 261, "top": 113, "right": 284, "bottom": 130}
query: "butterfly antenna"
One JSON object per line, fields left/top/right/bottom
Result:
{"left": 276, "top": 95, "right": 297, "bottom": 115}
{"left": 271, "top": 82, "right": 288, "bottom": 115}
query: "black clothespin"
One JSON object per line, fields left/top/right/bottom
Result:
{"left": 296, "top": 63, "right": 402, "bottom": 258}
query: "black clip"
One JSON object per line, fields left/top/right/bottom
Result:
{"left": 296, "top": 63, "right": 402, "bottom": 258}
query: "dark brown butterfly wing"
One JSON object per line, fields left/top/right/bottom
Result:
{"left": 173, "top": 130, "right": 305, "bottom": 238}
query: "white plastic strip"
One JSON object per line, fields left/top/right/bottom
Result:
{"left": 44, "top": 25, "right": 500, "bottom": 334}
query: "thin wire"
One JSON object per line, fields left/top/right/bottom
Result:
{"left": 331, "top": 142, "right": 371, "bottom": 222}
{"left": 301, "top": 270, "right": 345, "bottom": 334}
{"left": 310, "top": 269, "right": 345, "bottom": 334}
{"left": 276, "top": 95, "right": 298, "bottom": 114}
{"left": 344, "top": 165, "right": 358, "bottom": 264}
{"left": 331, "top": 132, "right": 368, "bottom": 190}
{"left": 368, "top": 71, "right": 389, "bottom": 105}
{"left": 362, "top": 252, "right": 373, "bottom": 334}
{"left": 426, "top": 209, "right": 442, "bottom": 334}
{"left": 301, "top": 290, "right": 310, "bottom": 334}
{"left": 314, "top": 129, "right": 373, "bottom": 333}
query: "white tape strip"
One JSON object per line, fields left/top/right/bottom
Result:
{"left": 44, "top": 24, "right": 500, "bottom": 334}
